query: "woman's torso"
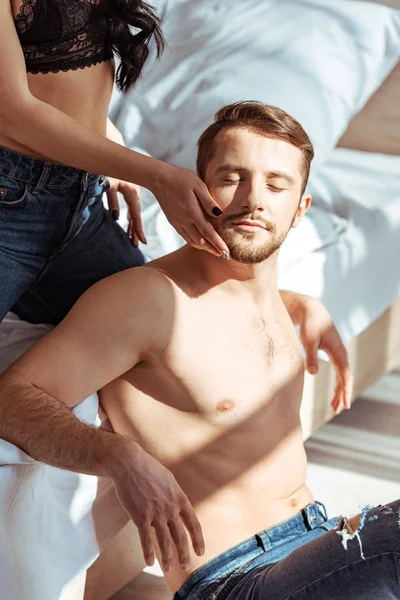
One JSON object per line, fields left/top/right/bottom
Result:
{"left": 2, "top": 0, "right": 115, "bottom": 159}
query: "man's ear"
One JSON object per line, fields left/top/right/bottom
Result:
{"left": 291, "top": 194, "right": 312, "bottom": 228}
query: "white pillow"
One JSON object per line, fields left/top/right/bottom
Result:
{"left": 128, "top": 0, "right": 400, "bottom": 174}
{"left": 278, "top": 204, "right": 347, "bottom": 275}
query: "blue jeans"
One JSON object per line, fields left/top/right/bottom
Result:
{"left": 175, "top": 500, "right": 400, "bottom": 600}
{"left": 0, "top": 145, "right": 144, "bottom": 325}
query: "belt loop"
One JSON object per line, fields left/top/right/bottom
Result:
{"left": 255, "top": 534, "right": 266, "bottom": 552}
{"left": 316, "top": 501, "right": 328, "bottom": 521}
{"left": 80, "top": 171, "right": 89, "bottom": 192}
{"left": 301, "top": 505, "right": 315, "bottom": 531}
{"left": 302, "top": 503, "right": 325, "bottom": 531}
{"left": 33, "top": 161, "right": 53, "bottom": 193}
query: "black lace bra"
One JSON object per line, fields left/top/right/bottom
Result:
{"left": 14, "top": 0, "right": 113, "bottom": 74}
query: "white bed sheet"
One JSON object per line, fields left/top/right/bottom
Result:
{"left": 110, "top": 0, "right": 400, "bottom": 174}
{"left": 278, "top": 148, "right": 400, "bottom": 345}
{"left": 0, "top": 316, "right": 128, "bottom": 600}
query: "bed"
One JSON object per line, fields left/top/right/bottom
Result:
{"left": 0, "top": 1, "right": 399, "bottom": 598}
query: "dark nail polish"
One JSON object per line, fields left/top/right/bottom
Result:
{"left": 212, "top": 207, "right": 223, "bottom": 217}
{"left": 112, "top": 210, "right": 119, "bottom": 221}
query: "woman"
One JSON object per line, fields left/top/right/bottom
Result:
{"left": 0, "top": 0, "right": 229, "bottom": 325}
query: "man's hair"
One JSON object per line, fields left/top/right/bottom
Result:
{"left": 197, "top": 101, "right": 314, "bottom": 195}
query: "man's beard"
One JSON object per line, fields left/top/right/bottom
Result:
{"left": 214, "top": 213, "right": 293, "bottom": 265}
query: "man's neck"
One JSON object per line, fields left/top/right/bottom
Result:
{"left": 181, "top": 246, "right": 281, "bottom": 308}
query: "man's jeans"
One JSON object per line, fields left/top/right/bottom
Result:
{"left": 0, "top": 144, "right": 144, "bottom": 325}
{"left": 175, "top": 500, "right": 400, "bottom": 600}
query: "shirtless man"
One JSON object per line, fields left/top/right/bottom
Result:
{"left": 1, "top": 102, "right": 398, "bottom": 600}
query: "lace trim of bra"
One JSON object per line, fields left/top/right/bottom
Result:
{"left": 14, "top": 0, "right": 38, "bottom": 35}
{"left": 25, "top": 47, "right": 114, "bottom": 74}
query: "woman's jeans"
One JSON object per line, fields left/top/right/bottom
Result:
{"left": 175, "top": 500, "right": 400, "bottom": 600}
{"left": 0, "top": 145, "right": 144, "bottom": 325}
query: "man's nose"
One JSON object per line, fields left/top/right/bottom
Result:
{"left": 240, "top": 179, "right": 265, "bottom": 212}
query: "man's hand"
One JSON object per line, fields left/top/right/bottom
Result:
{"left": 298, "top": 297, "right": 353, "bottom": 414}
{"left": 113, "top": 440, "right": 205, "bottom": 574}
{"left": 280, "top": 291, "right": 353, "bottom": 414}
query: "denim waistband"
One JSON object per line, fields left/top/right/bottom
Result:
{"left": 175, "top": 501, "right": 329, "bottom": 600}
{"left": 0, "top": 144, "right": 99, "bottom": 188}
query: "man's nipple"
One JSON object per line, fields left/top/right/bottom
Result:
{"left": 216, "top": 399, "right": 236, "bottom": 413}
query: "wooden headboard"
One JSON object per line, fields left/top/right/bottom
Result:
{"left": 338, "top": 0, "right": 399, "bottom": 154}
{"left": 338, "top": 61, "right": 400, "bottom": 155}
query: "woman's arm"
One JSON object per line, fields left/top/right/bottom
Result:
{"left": 0, "top": 1, "right": 228, "bottom": 257}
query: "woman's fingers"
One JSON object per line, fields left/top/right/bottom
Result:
{"left": 150, "top": 166, "right": 230, "bottom": 258}
{"left": 123, "top": 184, "right": 147, "bottom": 245}
{"left": 106, "top": 181, "right": 120, "bottom": 221}
{"left": 193, "top": 179, "right": 224, "bottom": 219}
{"left": 127, "top": 216, "right": 140, "bottom": 247}
{"left": 184, "top": 225, "right": 223, "bottom": 257}
{"left": 107, "top": 179, "right": 147, "bottom": 246}
{"left": 191, "top": 202, "right": 229, "bottom": 256}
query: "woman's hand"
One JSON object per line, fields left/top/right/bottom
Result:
{"left": 105, "top": 119, "right": 147, "bottom": 247}
{"left": 105, "top": 176, "right": 146, "bottom": 247}
{"left": 150, "top": 163, "right": 231, "bottom": 258}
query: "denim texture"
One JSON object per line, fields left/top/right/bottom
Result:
{"left": 0, "top": 144, "right": 144, "bottom": 324}
{"left": 175, "top": 500, "right": 400, "bottom": 600}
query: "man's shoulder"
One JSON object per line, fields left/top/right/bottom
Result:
{"left": 84, "top": 264, "right": 177, "bottom": 308}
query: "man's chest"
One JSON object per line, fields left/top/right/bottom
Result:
{"left": 132, "top": 308, "right": 304, "bottom": 422}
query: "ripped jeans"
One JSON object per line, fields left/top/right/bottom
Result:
{"left": 174, "top": 500, "right": 400, "bottom": 600}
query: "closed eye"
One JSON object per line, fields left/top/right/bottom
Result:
{"left": 223, "top": 179, "right": 243, "bottom": 185}
{"left": 268, "top": 185, "right": 285, "bottom": 193}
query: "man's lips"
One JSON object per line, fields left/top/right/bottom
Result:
{"left": 231, "top": 220, "right": 267, "bottom": 230}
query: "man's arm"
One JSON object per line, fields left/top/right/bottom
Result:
{"left": 279, "top": 290, "right": 306, "bottom": 325}
{"left": 0, "top": 268, "right": 171, "bottom": 472}
{"left": 0, "top": 268, "right": 205, "bottom": 570}
{"left": 280, "top": 290, "right": 353, "bottom": 412}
